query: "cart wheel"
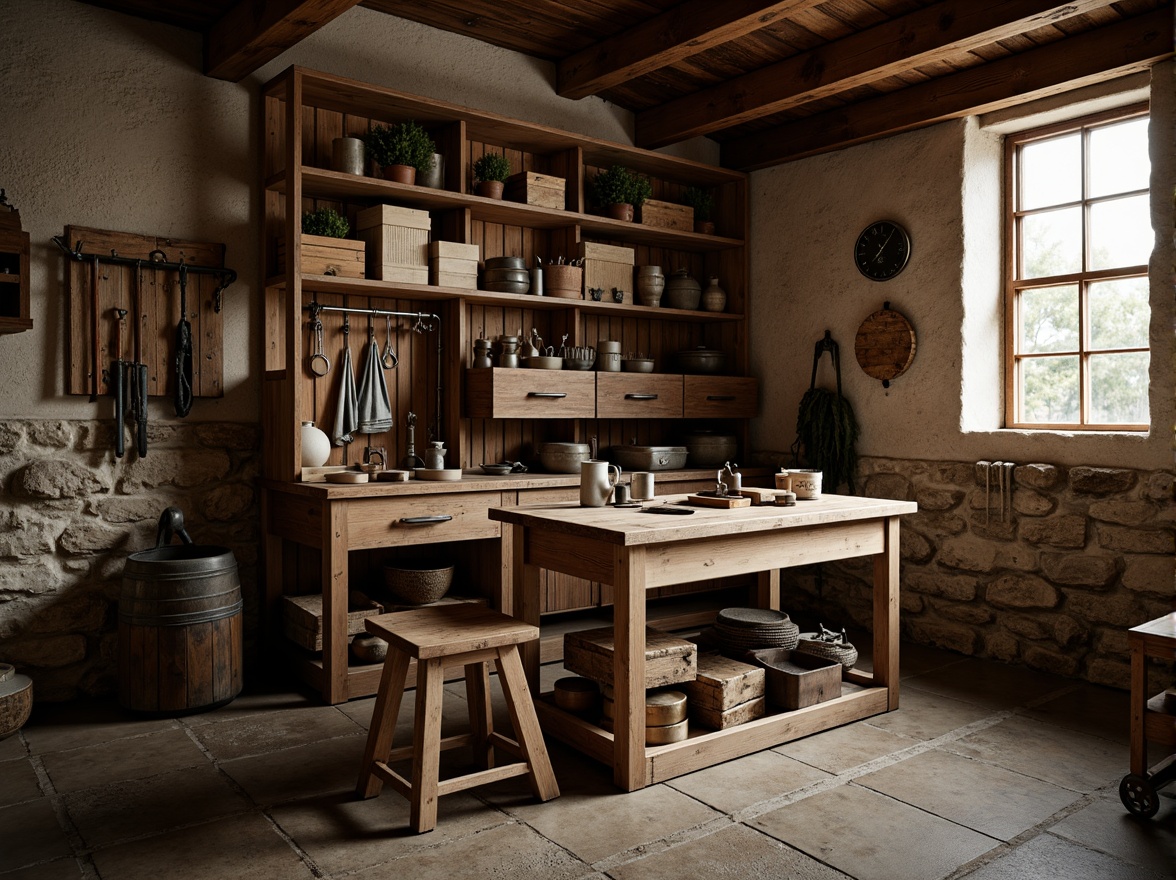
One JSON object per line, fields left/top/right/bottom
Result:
{"left": 1119, "top": 773, "right": 1160, "bottom": 818}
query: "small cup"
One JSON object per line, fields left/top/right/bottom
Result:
{"left": 777, "top": 469, "right": 822, "bottom": 499}
{"left": 613, "top": 483, "right": 630, "bottom": 504}
{"left": 631, "top": 472, "right": 654, "bottom": 501}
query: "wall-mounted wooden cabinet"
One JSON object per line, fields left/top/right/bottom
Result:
{"left": 0, "top": 225, "right": 31, "bottom": 334}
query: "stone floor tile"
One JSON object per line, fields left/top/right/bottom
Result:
{"left": 0, "top": 733, "right": 27, "bottom": 760}
{"left": 750, "top": 783, "right": 998, "bottom": 880}
{"left": 608, "top": 822, "right": 852, "bottom": 879}
{"left": 89, "top": 813, "right": 314, "bottom": 880}
{"left": 856, "top": 748, "right": 1080, "bottom": 840}
{"left": 21, "top": 700, "right": 178, "bottom": 755}
{"left": 958, "top": 832, "right": 1169, "bottom": 880}
{"left": 851, "top": 638, "right": 969, "bottom": 680}
{"left": 0, "top": 756, "right": 42, "bottom": 807}
{"left": 942, "top": 715, "right": 1125, "bottom": 793}
{"left": 903, "top": 658, "right": 1072, "bottom": 710}
{"left": 863, "top": 686, "right": 993, "bottom": 741}
{"left": 39, "top": 727, "right": 207, "bottom": 795}
{"left": 180, "top": 687, "right": 324, "bottom": 727}
{"left": 666, "top": 749, "right": 831, "bottom": 813}
{"left": 1048, "top": 794, "right": 1176, "bottom": 875}
{"left": 64, "top": 765, "right": 251, "bottom": 849}
{"left": 190, "top": 703, "right": 363, "bottom": 761}
{"left": 1018, "top": 683, "right": 1131, "bottom": 744}
{"left": 220, "top": 731, "right": 367, "bottom": 805}
{"left": 772, "top": 719, "right": 920, "bottom": 774}
{"left": 270, "top": 789, "right": 512, "bottom": 875}
{"left": 0, "top": 798, "right": 73, "bottom": 873}
{"left": 0, "top": 860, "right": 86, "bottom": 880}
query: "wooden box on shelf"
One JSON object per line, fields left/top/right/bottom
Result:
{"left": 282, "top": 593, "right": 384, "bottom": 652}
{"left": 579, "top": 241, "right": 636, "bottom": 305}
{"left": 429, "top": 240, "right": 479, "bottom": 289}
{"left": 356, "top": 204, "right": 430, "bottom": 283}
{"left": 278, "top": 235, "right": 365, "bottom": 279}
{"left": 503, "top": 171, "right": 566, "bottom": 210}
{"left": 564, "top": 626, "right": 697, "bottom": 689}
{"left": 639, "top": 199, "right": 693, "bottom": 232}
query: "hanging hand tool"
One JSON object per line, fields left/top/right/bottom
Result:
{"left": 111, "top": 308, "right": 127, "bottom": 458}
{"left": 90, "top": 255, "right": 101, "bottom": 402}
{"left": 174, "top": 264, "right": 193, "bottom": 416}
{"left": 131, "top": 261, "right": 148, "bottom": 457}
{"left": 381, "top": 314, "right": 398, "bottom": 369}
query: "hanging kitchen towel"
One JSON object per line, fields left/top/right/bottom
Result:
{"left": 356, "top": 337, "right": 393, "bottom": 434}
{"left": 332, "top": 343, "right": 359, "bottom": 446}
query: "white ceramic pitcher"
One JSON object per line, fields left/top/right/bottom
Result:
{"left": 580, "top": 460, "right": 622, "bottom": 507}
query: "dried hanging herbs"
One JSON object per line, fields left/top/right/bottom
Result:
{"left": 790, "top": 332, "right": 860, "bottom": 493}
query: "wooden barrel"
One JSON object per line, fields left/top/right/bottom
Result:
{"left": 118, "top": 544, "right": 243, "bottom": 714}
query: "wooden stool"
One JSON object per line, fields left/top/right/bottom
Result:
{"left": 356, "top": 604, "right": 559, "bottom": 832}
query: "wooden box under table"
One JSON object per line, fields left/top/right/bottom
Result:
{"left": 638, "top": 198, "right": 693, "bottom": 232}
{"left": 564, "top": 626, "right": 697, "bottom": 689}
{"left": 579, "top": 241, "right": 635, "bottom": 305}
{"left": 751, "top": 648, "right": 842, "bottom": 711}
{"left": 282, "top": 593, "right": 384, "bottom": 652}
{"left": 429, "top": 240, "right": 479, "bottom": 289}
{"left": 682, "top": 652, "right": 765, "bottom": 712}
{"left": 356, "top": 204, "right": 430, "bottom": 283}
{"left": 504, "top": 171, "right": 566, "bottom": 210}
{"left": 278, "top": 234, "right": 365, "bottom": 279}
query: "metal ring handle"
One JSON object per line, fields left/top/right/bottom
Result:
{"left": 527, "top": 392, "right": 568, "bottom": 398}
{"left": 397, "top": 515, "right": 454, "bottom": 525}
{"left": 625, "top": 393, "right": 658, "bottom": 400}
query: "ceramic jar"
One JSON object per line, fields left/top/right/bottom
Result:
{"left": 635, "top": 265, "right": 665, "bottom": 307}
{"left": 331, "top": 137, "right": 365, "bottom": 175}
{"left": 423, "top": 442, "right": 447, "bottom": 469}
{"left": 419, "top": 153, "right": 445, "bottom": 189}
{"left": 597, "top": 340, "right": 622, "bottom": 372}
{"left": 664, "top": 268, "right": 701, "bottom": 310}
{"left": 300, "top": 421, "right": 331, "bottom": 467}
{"left": 702, "top": 276, "right": 727, "bottom": 312}
{"left": 472, "top": 338, "right": 492, "bottom": 368}
{"left": 497, "top": 335, "right": 520, "bottom": 368}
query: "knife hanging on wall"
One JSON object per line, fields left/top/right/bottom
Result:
{"left": 174, "top": 264, "right": 193, "bottom": 417}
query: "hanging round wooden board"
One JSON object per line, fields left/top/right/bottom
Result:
{"left": 854, "top": 303, "right": 915, "bottom": 387}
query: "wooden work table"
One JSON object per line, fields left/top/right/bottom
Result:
{"left": 489, "top": 493, "right": 918, "bottom": 791}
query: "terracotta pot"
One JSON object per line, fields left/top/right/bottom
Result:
{"left": 695, "top": 220, "right": 715, "bottom": 235}
{"left": 606, "top": 202, "right": 634, "bottom": 222}
{"left": 476, "top": 180, "right": 505, "bottom": 199}
{"left": 382, "top": 164, "right": 416, "bottom": 185}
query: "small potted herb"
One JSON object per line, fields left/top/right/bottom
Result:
{"left": 301, "top": 207, "right": 350, "bottom": 238}
{"left": 291, "top": 208, "right": 365, "bottom": 278}
{"left": 683, "top": 186, "right": 716, "bottom": 234}
{"left": 472, "top": 153, "right": 512, "bottom": 199}
{"left": 362, "top": 121, "right": 436, "bottom": 185}
{"left": 591, "top": 165, "right": 652, "bottom": 222}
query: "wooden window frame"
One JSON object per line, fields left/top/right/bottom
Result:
{"left": 1003, "top": 103, "right": 1151, "bottom": 431}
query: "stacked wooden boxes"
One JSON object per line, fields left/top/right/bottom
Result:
{"left": 278, "top": 234, "right": 365, "bottom": 278}
{"left": 579, "top": 241, "right": 636, "bottom": 304}
{"left": 504, "top": 172, "right": 566, "bottom": 210}
{"left": 681, "top": 652, "right": 766, "bottom": 730}
{"left": 429, "top": 241, "right": 479, "bottom": 289}
{"left": 356, "top": 204, "right": 431, "bottom": 282}
{"left": 282, "top": 593, "right": 383, "bottom": 652}
{"left": 639, "top": 198, "right": 693, "bottom": 232}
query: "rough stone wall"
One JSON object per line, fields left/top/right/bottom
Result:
{"left": 773, "top": 456, "right": 1174, "bottom": 690}
{"left": 0, "top": 420, "right": 260, "bottom": 701}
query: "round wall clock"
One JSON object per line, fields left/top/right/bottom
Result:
{"left": 854, "top": 220, "right": 911, "bottom": 281}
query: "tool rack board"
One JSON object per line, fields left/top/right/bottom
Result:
{"left": 63, "top": 225, "right": 225, "bottom": 399}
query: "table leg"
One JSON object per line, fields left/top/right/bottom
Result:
{"left": 873, "top": 515, "right": 901, "bottom": 710}
{"left": 756, "top": 568, "right": 780, "bottom": 611}
{"left": 1130, "top": 638, "right": 1146, "bottom": 776}
{"left": 323, "top": 500, "right": 349, "bottom": 704}
{"left": 511, "top": 523, "right": 542, "bottom": 693}
{"left": 614, "top": 544, "right": 648, "bottom": 791}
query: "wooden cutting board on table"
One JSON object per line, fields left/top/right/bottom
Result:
{"left": 685, "top": 493, "right": 751, "bottom": 508}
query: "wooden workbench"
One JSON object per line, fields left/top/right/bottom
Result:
{"left": 489, "top": 493, "right": 918, "bottom": 791}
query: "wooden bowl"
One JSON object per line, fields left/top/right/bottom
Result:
{"left": 383, "top": 562, "right": 454, "bottom": 605}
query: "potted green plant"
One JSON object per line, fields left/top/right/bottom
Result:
{"left": 683, "top": 186, "right": 716, "bottom": 234}
{"left": 290, "top": 208, "right": 365, "bottom": 278}
{"left": 362, "top": 121, "right": 436, "bottom": 185}
{"left": 301, "top": 207, "right": 350, "bottom": 238}
{"left": 472, "top": 153, "right": 512, "bottom": 199}
{"left": 591, "top": 165, "right": 652, "bottom": 222}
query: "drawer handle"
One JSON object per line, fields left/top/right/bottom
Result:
{"left": 625, "top": 393, "right": 658, "bottom": 400}
{"left": 527, "top": 392, "right": 568, "bottom": 399}
{"left": 398, "top": 515, "right": 454, "bottom": 525}
{"left": 706, "top": 395, "right": 736, "bottom": 401}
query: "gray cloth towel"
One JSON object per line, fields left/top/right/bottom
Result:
{"left": 332, "top": 343, "right": 359, "bottom": 446}
{"left": 357, "top": 338, "right": 394, "bottom": 434}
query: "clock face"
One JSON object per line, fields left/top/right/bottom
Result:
{"left": 855, "top": 221, "right": 911, "bottom": 281}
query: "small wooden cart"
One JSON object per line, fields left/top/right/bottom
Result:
{"left": 1119, "top": 613, "right": 1176, "bottom": 818}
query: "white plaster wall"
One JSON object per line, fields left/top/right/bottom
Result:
{"left": 750, "top": 64, "right": 1175, "bottom": 471}
{"left": 0, "top": 1, "right": 717, "bottom": 421}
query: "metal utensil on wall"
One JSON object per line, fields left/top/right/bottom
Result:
{"left": 308, "top": 314, "right": 330, "bottom": 376}
{"left": 173, "top": 264, "right": 193, "bottom": 417}
{"left": 381, "top": 314, "right": 398, "bottom": 369}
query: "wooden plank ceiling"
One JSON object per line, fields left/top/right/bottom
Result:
{"left": 80, "top": 0, "right": 1173, "bottom": 169}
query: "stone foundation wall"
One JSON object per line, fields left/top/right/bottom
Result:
{"left": 0, "top": 420, "right": 260, "bottom": 701}
{"left": 774, "top": 457, "right": 1174, "bottom": 690}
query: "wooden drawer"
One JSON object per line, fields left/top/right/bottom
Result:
{"left": 346, "top": 492, "right": 502, "bottom": 549}
{"left": 466, "top": 368, "right": 596, "bottom": 419}
{"left": 596, "top": 373, "right": 683, "bottom": 418}
{"left": 684, "top": 376, "right": 758, "bottom": 418}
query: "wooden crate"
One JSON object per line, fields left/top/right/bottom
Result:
{"left": 282, "top": 593, "right": 384, "bottom": 652}
{"left": 429, "top": 240, "right": 478, "bottom": 289}
{"left": 278, "top": 235, "right": 365, "bottom": 279}
{"left": 564, "top": 626, "right": 697, "bottom": 689}
{"left": 356, "top": 204, "right": 430, "bottom": 282}
{"left": 752, "top": 648, "right": 842, "bottom": 710}
{"left": 579, "top": 241, "right": 635, "bottom": 305}
{"left": 681, "top": 652, "right": 764, "bottom": 712}
{"left": 691, "top": 695, "right": 766, "bottom": 730}
{"left": 639, "top": 198, "right": 693, "bottom": 232}
{"left": 504, "top": 172, "right": 566, "bottom": 210}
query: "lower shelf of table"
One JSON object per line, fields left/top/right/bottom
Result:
{"left": 535, "top": 680, "right": 891, "bottom": 788}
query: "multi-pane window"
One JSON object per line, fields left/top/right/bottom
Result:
{"left": 1005, "top": 105, "right": 1151, "bottom": 430}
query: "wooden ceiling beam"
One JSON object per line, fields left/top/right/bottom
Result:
{"left": 637, "top": 0, "right": 1124, "bottom": 148}
{"left": 557, "top": 0, "right": 824, "bottom": 101}
{"left": 205, "top": 0, "right": 363, "bottom": 82}
{"left": 722, "top": 7, "right": 1173, "bottom": 171}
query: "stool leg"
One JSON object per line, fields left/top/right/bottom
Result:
{"left": 410, "top": 657, "right": 445, "bottom": 833}
{"left": 496, "top": 645, "right": 560, "bottom": 802}
{"left": 357, "top": 647, "right": 411, "bottom": 799}
{"left": 465, "top": 661, "right": 494, "bottom": 771}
